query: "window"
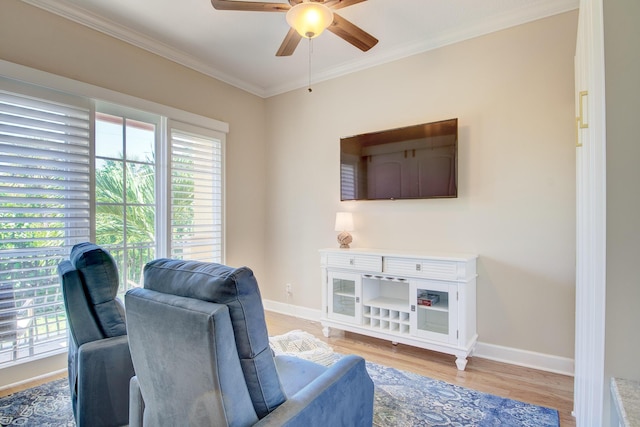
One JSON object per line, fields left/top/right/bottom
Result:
{"left": 95, "top": 108, "right": 159, "bottom": 295}
{"left": 0, "top": 76, "right": 226, "bottom": 367}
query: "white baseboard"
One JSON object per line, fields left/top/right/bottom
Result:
{"left": 263, "top": 299, "right": 322, "bottom": 321}
{"left": 474, "top": 342, "right": 574, "bottom": 376}
{"left": 0, "top": 368, "right": 67, "bottom": 394}
{"left": 263, "top": 299, "right": 575, "bottom": 377}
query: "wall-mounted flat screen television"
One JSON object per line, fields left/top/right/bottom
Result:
{"left": 340, "top": 118, "right": 458, "bottom": 201}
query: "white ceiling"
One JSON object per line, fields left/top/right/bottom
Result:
{"left": 23, "top": 0, "right": 578, "bottom": 98}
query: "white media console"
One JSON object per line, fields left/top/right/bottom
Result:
{"left": 320, "top": 248, "right": 478, "bottom": 370}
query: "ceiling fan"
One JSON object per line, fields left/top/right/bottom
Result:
{"left": 210, "top": 0, "right": 379, "bottom": 57}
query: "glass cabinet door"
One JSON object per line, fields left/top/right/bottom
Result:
{"left": 327, "top": 272, "right": 362, "bottom": 324}
{"left": 410, "top": 280, "right": 457, "bottom": 344}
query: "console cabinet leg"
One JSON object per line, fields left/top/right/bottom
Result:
{"left": 455, "top": 356, "right": 468, "bottom": 371}
{"left": 322, "top": 326, "right": 330, "bottom": 338}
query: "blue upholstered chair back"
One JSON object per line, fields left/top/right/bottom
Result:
{"left": 126, "top": 288, "right": 261, "bottom": 427}
{"left": 139, "top": 259, "right": 286, "bottom": 418}
{"left": 69, "top": 242, "right": 126, "bottom": 338}
{"left": 58, "top": 242, "right": 133, "bottom": 427}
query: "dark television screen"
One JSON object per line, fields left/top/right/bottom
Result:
{"left": 340, "top": 118, "right": 458, "bottom": 201}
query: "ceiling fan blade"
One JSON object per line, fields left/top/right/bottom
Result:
{"left": 276, "top": 27, "right": 302, "bottom": 56}
{"left": 211, "top": 0, "right": 290, "bottom": 12}
{"left": 327, "top": 13, "right": 378, "bottom": 52}
{"left": 324, "top": 0, "right": 367, "bottom": 10}
{"left": 289, "top": 0, "right": 330, "bottom": 4}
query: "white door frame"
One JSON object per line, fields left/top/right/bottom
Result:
{"left": 573, "top": 0, "right": 606, "bottom": 425}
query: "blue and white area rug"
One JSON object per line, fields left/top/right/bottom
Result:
{"left": 0, "top": 331, "right": 559, "bottom": 426}
{"left": 0, "top": 378, "right": 74, "bottom": 426}
{"left": 366, "top": 361, "right": 558, "bottom": 426}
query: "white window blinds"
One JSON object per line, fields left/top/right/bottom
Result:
{"left": 0, "top": 84, "right": 91, "bottom": 365}
{"left": 169, "top": 124, "right": 223, "bottom": 263}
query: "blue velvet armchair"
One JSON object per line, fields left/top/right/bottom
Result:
{"left": 58, "top": 242, "right": 135, "bottom": 427}
{"left": 125, "top": 259, "right": 374, "bottom": 427}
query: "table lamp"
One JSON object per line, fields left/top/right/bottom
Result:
{"left": 334, "top": 212, "right": 354, "bottom": 249}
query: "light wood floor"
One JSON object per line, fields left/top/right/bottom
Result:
{"left": 266, "top": 311, "right": 576, "bottom": 427}
{"left": 0, "top": 370, "right": 67, "bottom": 398}
{"left": 1, "top": 310, "right": 575, "bottom": 426}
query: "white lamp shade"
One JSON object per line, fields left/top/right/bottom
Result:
{"left": 334, "top": 212, "right": 354, "bottom": 232}
{"left": 286, "top": 2, "right": 334, "bottom": 39}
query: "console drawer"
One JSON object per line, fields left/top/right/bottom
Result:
{"left": 384, "top": 257, "right": 459, "bottom": 280}
{"left": 326, "top": 253, "right": 382, "bottom": 272}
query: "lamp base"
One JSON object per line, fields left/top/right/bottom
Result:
{"left": 337, "top": 231, "right": 353, "bottom": 249}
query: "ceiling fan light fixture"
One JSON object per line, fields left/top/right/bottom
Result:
{"left": 286, "top": 2, "right": 334, "bottom": 39}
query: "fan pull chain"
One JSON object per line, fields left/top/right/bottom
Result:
{"left": 308, "top": 38, "right": 313, "bottom": 93}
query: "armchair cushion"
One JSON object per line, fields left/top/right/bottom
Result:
{"left": 274, "top": 356, "right": 328, "bottom": 397}
{"left": 142, "top": 259, "right": 286, "bottom": 418}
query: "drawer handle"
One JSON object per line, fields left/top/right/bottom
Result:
{"left": 349, "top": 258, "right": 355, "bottom": 265}
{"left": 415, "top": 264, "right": 421, "bottom": 271}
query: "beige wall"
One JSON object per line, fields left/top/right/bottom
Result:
{"left": 604, "top": 0, "right": 640, "bottom": 413}
{"left": 0, "top": 0, "right": 267, "bottom": 386}
{"left": 264, "top": 11, "right": 578, "bottom": 358}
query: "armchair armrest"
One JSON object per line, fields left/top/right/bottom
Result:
{"left": 129, "top": 376, "right": 145, "bottom": 427}
{"left": 254, "top": 355, "right": 374, "bottom": 427}
{"left": 77, "top": 335, "right": 135, "bottom": 427}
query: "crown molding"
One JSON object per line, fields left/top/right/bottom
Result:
{"left": 20, "top": 0, "right": 267, "bottom": 97}
{"left": 265, "top": 0, "right": 579, "bottom": 96}
{"left": 21, "top": 0, "right": 578, "bottom": 99}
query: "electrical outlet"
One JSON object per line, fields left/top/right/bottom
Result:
{"left": 285, "top": 283, "right": 292, "bottom": 296}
